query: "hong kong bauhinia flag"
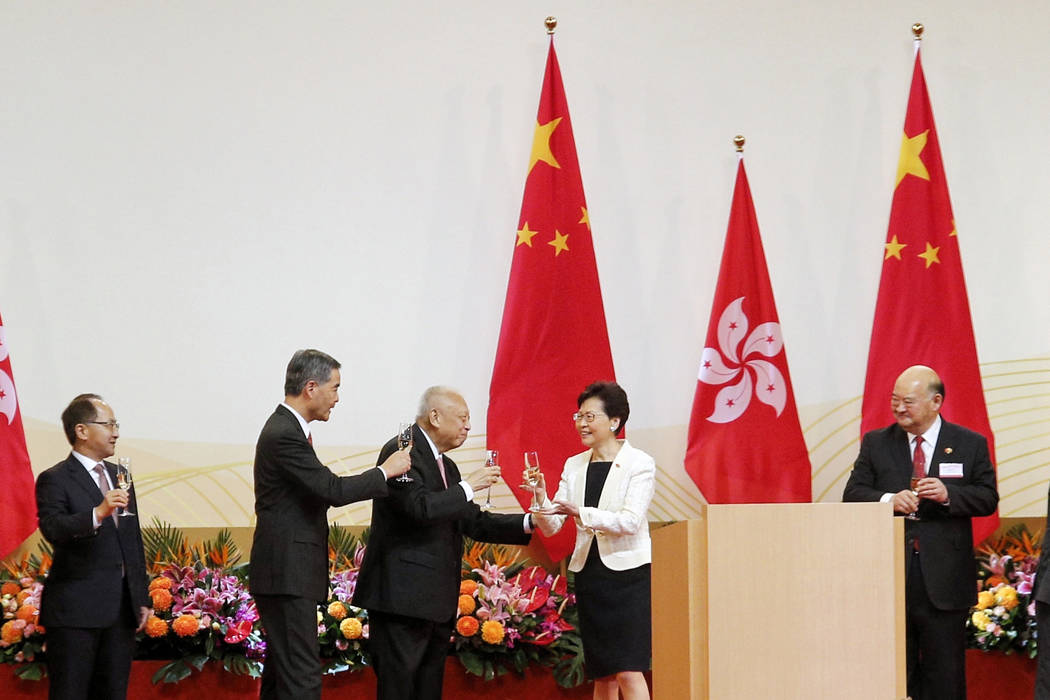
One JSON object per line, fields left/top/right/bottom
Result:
{"left": 488, "top": 38, "right": 615, "bottom": 561}
{"left": 862, "top": 45, "right": 997, "bottom": 542}
{"left": 0, "top": 312, "right": 37, "bottom": 557}
{"left": 684, "top": 156, "right": 811, "bottom": 503}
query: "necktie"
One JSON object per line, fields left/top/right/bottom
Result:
{"left": 94, "top": 463, "right": 118, "bottom": 528}
{"left": 912, "top": 436, "right": 926, "bottom": 480}
{"left": 307, "top": 433, "right": 313, "bottom": 446}
{"left": 436, "top": 454, "right": 448, "bottom": 488}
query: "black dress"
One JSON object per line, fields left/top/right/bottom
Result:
{"left": 573, "top": 460, "right": 652, "bottom": 679}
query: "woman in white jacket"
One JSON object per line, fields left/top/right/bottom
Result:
{"left": 530, "top": 381, "right": 654, "bottom": 700}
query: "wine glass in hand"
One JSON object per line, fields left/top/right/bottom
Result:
{"left": 116, "top": 457, "right": 135, "bottom": 517}
{"left": 906, "top": 476, "right": 921, "bottom": 520}
{"left": 395, "top": 423, "right": 414, "bottom": 483}
{"left": 480, "top": 450, "right": 498, "bottom": 511}
{"left": 522, "top": 451, "right": 543, "bottom": 512}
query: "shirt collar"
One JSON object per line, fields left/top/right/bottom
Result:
{"left": 418, "top": 425, "right": 441, "bottom": 461}
{"left": 913, "top": 415, "right": 942, "bottom": 448}
{"left": 280, "top": 402, "right": 311, "bottom": 440}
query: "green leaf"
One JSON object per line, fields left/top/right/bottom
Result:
{"left": 13, "top": 662, "right": 46, "bottom": 681}
{"left": 457, "top": 650, "right": 485, "bottom": 677}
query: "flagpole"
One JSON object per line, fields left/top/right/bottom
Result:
{"left": 912, "top": 22, "right": 923, "bottom": 55}
{"left": 734, "top": 134, "right": 745, "bottom": 163}
{"left": 545, "top": 15, "right": 556, "bottom": 34}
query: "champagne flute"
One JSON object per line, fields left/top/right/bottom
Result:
{"left": 523, "top": 451, "right": 542, "bottom": 512}
{"left": 906, "top": 476, "right": 921, "bottom": 520}
{"left": 395, "top": 422, "right": 414, "bottom": 483}
{"left": 116, "top": 457, "right": 135, "bottom": 517}
{"left": 480, "top": 449, "right": 498, "bottom": 511}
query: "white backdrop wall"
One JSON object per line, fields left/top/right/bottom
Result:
{"left": 2, "top": 2, "right": 1047, "bottom": 524}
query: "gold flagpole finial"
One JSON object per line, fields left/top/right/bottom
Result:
{"left": 912, "top": 23, "right": 924, "bottom": 40}
{"left": 734, "top": 135, "right": 746, "bottom": 153}
{"left": 545, "top": 16, "right": 557, "bottom": 35}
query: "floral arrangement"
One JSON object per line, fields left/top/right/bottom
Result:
{"left": 454, "top": 541, "right": 582, "bottom": 687}
{"left": 967, "top": 523, "right": 1041, "bottom": 657}
{"left": 0, "top": 550, "right": 48, "bottom": 680}
{"left": 1, "top": 522, "right": 583, "bottom": 687}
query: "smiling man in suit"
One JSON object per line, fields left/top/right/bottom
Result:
{"left": 353, "top": 386, "right": 534, "bottom": 700}
{"left": 249, "top": 349, "right": 411, "bottom": 700}
{"left": 843, "top": 365, "right": 998, "bottom": 700}
{"left": 35, "top": 393, "right": 151, "bottom": 700}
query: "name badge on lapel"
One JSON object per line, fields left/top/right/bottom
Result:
{"left": 940, "top": 462, "right": 964, "bottom": 478}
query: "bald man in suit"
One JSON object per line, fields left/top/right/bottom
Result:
{"left": 843, "top": 365, "right": 998, "bottom": 700}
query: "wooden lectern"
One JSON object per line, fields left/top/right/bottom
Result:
{"left": 651, "top": 503, "right": 905, "bottom": 699}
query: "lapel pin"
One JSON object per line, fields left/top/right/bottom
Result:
{"left": 945, "top": 447, "right": 953, "bottom": 455}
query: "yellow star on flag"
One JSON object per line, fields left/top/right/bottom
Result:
{"left": 529, "top": 118, "right": 562, "bottom": 173}
{"left": 918, "top": 242, "right": 941, "bottom": 268}
{"left": 949, "top": 220, "right": 958, "bottom": 237}
{"left": 516, "top": 222, "right": 539, "bottom": 247}
{"left": 548, "top": 230, "right": 569, "bottom": 257}
{"left": 578, "top": 207, "right": 590, "bottom": 230}
{"left": 896, "top": 129, "right": 930, "bottom": 187}
{"left": 884, "top": 235, "right": 907, "bottom": 260}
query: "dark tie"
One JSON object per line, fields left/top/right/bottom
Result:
{"left": 912, "top": 436, "right": 926, "bottom": 480}
{"left": 436, "top": 454, "right": 448, "bottom": 488}
{"left": 94, "top": 463, "right": 118, "bottom": 528}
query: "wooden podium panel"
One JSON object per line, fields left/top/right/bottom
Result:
{"left": 652, "top": 503, "right": 905, "bottom": 699}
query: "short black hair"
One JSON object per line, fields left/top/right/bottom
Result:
{"left": 577, "top": 381, "right": 630, "bottom": 435}
{"left": 61, "top": 393, "right": 103, "bottom": 446}
{"left": 284, "top": 349, "right": 341, "bottom": 396}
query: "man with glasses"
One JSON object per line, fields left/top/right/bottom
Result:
{"left": 35, "top": 393, "right": 151, "bottom": 700}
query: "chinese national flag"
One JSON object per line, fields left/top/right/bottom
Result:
{"left": 683, "top": 158, "right": 811, "bottom": 503}
{"left": 0, "top": 312, "right": 37, "bottom": 558}
{"left": 488, "top": 39, "right": 615, "bottom": 562}
{"left": 862, "top": 48, "right": 997, "bottom": 543}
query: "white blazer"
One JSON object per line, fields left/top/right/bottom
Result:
{"left": 533, "top": 439, "right": 655, "bottom": 572}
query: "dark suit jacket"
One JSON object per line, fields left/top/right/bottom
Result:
{"left": 35, "top": 455, "right": 149, "bottom": 629}
{"left": 843, "top": 419, "right": 998, "bottom": 610}
{"left": 1034, "top": 485, "right": 1050, "bottom": 605}
{"left": 353, "top": 424, "right": 531, "bottom": 623}
{"left": 249, "top": 405, "right": 389, "bottom": 602}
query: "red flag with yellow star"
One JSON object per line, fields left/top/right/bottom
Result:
{"left": 0, "top": 311, "right": 37, "bottom": 558}
{"left": 861, "top": 47, "right": 997, "bottom": 542}
{"left": 488, "top": 38, "right": 615, "bottom": 562}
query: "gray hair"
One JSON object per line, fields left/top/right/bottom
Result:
{"left": 284, "top": 349, "right": 340, "bottom": 396}
{"left": 416, "top": 385, "right": 459, "bottom": 419}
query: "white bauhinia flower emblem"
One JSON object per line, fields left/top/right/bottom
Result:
{"left": 697, "top": 296, "right": 787, "bottom": 424}
{"left": 0, "top": 324, "right": 16, "bottom": 425}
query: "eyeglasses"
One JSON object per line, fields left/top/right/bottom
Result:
{"left": 85, "top": 420, "right": 120, "bottom": 430}
{"left": 572, "top": 411, "right": 607, "bottom": 424}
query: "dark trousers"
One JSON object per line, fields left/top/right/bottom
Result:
{"left": 368, "top": 610, "right": 453, "bottom": 700}
{"left": 45, "top": 587, "right": 136, "bottom": 700}
{"left": 254, "top": 594, "right": 322, "bottom": 700}
{"left": 1035, "top": 601, "right": 1050, "bottom": 699}
{"left": 906, "top": 551, "right": 968, "bottom": 700}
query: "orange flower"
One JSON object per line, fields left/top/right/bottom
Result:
{"left": 149, "top": 577, "right": 173, "bottom": 591}
{"left": 14, "top": 605, "right": 37, "bottom": 623}
{"left": 480, "top": 620, "right": 505, "bottom": 645}
{"left": 1, "top": 619, "right": 26, "bottom": 645}
{"left": 459, "top": 579, "right": 478, "bottom": 596}
{"left": 15, "top": 590, "right": 32, "bottom": 606}
{"left": 985, "top": 575, "right": 1007, "bottom": 588}
{"left": 339, "top": 617, "right": 363, "bottom": 640}
{"left": 458, "top": 594, "right": 476, "bottom": 616}
{"left": 145, "top": 615, "right": 169, "bottom": 638}
{"left": 456, "top": 616, "right": 479, "bottom": 637}
{"left": 172, "top": 614, "right": 199, "bottom": 638}
{"left": 150, "top": 588, "right": 173, "bottom": 613}
{"left": 1, "top": 582, "right": 20, "bottom": 597}
{"left": 327, "top": 601, "right": 348, "bottom": 621}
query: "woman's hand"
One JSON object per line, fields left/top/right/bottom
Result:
{"left": 539, "top": 498, "right": 580, "bottom": 518}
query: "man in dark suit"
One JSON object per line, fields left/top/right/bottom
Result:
{"left": 35, "top": 393, "right": 151, "bottom": 700}
{"left": 353, "top": 385, "right": 533, "bottom": 700}
{"left": 249, "top": 349, "right": 411, "bottom": 700}
{"left": 843, "top": 365, "right": 998, "bottom": 700}
{"left": 1033, "top": 493, "right": 1050, "bottom": 699}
